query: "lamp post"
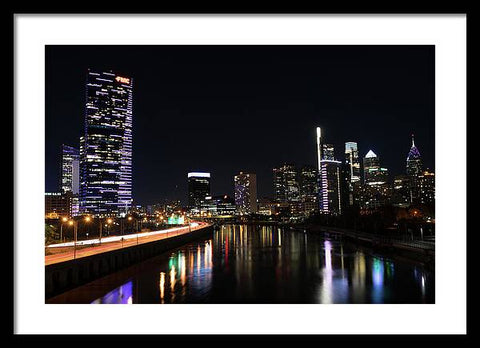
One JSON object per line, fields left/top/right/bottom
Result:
{"left": 68, "top": 220, "right": 77, "bottom": 259}
{"left": 60, "top": 216, "right": 68, "bottom": 242}
{"left": 98, "top": 218, "right": 102, "bottom": 245}
{"left": 70, "top": 216, "right": 91, "bottom": 259}
{"left": 107, "top": 218, "right": 113, "bottom": 236}
{"left": 128, "top": 216, "right": 136, "bottom": 245}
{"left": 120, "top": 217, "right": 124, "bottom": 248}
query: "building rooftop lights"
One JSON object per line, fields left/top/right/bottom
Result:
{"left": 188, "top": 172, "right": 211, "bottom": 178}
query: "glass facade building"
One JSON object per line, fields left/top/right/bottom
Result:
{"left": 60, "top": 144, "right": 80, "bottom": 194}
{"left": 316, "top": 127, "right": 342, "bottom": 215}
{"left": 299, "top": 165, "right": 318, "bottom": 203}
{"left": 406, "top": 135, "right": 423, "bottom": 202}
{"left": 79, "top": 70, "right": 133, "bottom": 217}
{"left": 187, "top": 172, "right": 211, "bottom": 209}
{"left": 234, "top": 172, "right": 258, "bottom": 215}
{"left": 362, "top": 150, "right": 390, "bottom": 209}
{"left": 344, "top": 142, "right": 361, "bottom": 207}
{"left": 273, "top": 164, "right": 300, "bottom": 203}
{"left": 419, "top": 170, "right": 435, "bottom": 204}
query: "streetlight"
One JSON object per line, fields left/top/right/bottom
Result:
{"left": 127, "top": 216, "right": 137, "bottom": 245}
{"left": 83, "top": 216, "right": 91, "bottom": 242}
{"left": 60, "top": 216, "right": 68, "bottom": 242}
{"left": 107, "top": 218, "right": 113, "bottom": 236}
{"left": 68, "top": 220, "right": 77, "bottom": 259}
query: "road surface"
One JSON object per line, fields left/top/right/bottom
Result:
{"left": 45, "top": 222, "right": 209, "bottom": 266}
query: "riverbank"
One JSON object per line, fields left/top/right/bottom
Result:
{"left": 288, "top": 224, "right": 435, "bottom": 269}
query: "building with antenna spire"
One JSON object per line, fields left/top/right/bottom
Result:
{"left": 406, "top": 134, "right": 423, "bottom": 202}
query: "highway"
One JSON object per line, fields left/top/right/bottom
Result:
{"left": 45, "top": 222, "right": 209, "bottom": 266}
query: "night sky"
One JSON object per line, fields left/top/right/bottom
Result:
{"left": 45, "top": 45, "right": 435, "bottom": 205}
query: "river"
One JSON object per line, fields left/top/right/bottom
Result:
{"left": 48, "top": 224, "right": 434, "bottom": 304}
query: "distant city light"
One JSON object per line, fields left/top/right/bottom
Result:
{"left": 187, "top": 172, "right": 211, "bottom": 178}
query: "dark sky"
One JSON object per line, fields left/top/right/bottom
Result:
{"left": 45, "top": 45, "right": 435, "bottom": 205}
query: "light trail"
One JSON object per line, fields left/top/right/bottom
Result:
{"left": 47, "top": 222, "right": 201, "bottom": 248}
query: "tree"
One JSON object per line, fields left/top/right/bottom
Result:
{"left": 45, "top": 223, "right": 58, "bottom": 245}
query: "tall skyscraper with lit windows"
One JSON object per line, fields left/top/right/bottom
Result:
{"left": 273, "top": 163, "right": 300, "bottom": 203}
{"left": 344, "top": 142, "right": 361, "bottom": 206}
{"left": 316, "top": 127, "right": 342, "bottom": 215}
{"left": 79, "top": 70, "right": 133, "bottom": 217}
{"left": 60, "top": 144, "right": 80, "bottom": 194}
{"left": 234, "top": 172, "right": 258, "bottom": 214}
{"left": 362, "top": 149, "right": 390, "bottom": 209}
{"left": 187, "top": 172, "right": 211, "bottom": 209}
{"left": 406, "top": 134, "right": 423, "bottom": 202}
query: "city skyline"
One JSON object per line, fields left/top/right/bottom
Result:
{"left": 46, "top": 45, "right": 435, "bottom": 205}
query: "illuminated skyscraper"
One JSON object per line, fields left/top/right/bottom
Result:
{"left": 79, "top": 70, "right": 133, "bottom": 217}
{"left": 188, "top": 172, "right": 211, "bottom": 209}
{"left": 345, "top": 142, "right": 361, "bottom": 183}
{"left": 418, "top": 169, "right": 435, "bottom": 204}
{"left": 406, "top": 134, "right": 423, "bottom": 202}
{"left": 344, "top": 142, "right": 361, "bottom": 206}
{"left": 273, "top": 164, "right": 299, "bottom": 203}
{"left": 234, "top": 172, "right": 258, "bottom": 214}
{"left": 316, "top": 127, "right": 342, "bottom": 215}
{"left": 362, "top": 150, "right": 390, "bottom": 209}
{"left": 363, "top": 150, "right": 381, "bottom": 184}
{"left": 299, "top": 165, "right": 318, "bottom": 203}
{"left": 60, "top": 144, "right": 80, "bottom": 194}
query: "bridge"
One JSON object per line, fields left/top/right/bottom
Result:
{"left": 45, "top": 222, "right": 209, "bottom": 265}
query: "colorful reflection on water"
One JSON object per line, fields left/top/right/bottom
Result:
{"left": 90, "top": 225, "right": 434, "bottom": 304}
{"left": 91, "top": 280, "right": 133, "bottom": 304}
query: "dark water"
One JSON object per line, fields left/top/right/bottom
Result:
{"left": 65, "top": 224, "right": 434, "bottom": 304}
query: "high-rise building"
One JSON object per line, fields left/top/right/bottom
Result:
{"left": 273, "top": 163, "right": 300, "bottom": 203}
{"left": 299, "top": 165, "right": 318, "bottom": 202}
{"left": 345, "top": 142, "right": 361, "bottom": 183}
{"left": 362, "top": 150, "right": 390, "bottom": 209}
{"left": 344, "top": 142, "right": 361, "bottom": 207}
{"left": 234, "top": 172, "right": 258, "bottom": 215}
{"left": 79, "top": 70, "right": 133, "bottom": 217}
{"left": 391, "top": 175, "right": 411, "bottom": 207}
{"left": 60, "top": 144, "right": 80, "bottom": 194}
{"left": 406, "top": 134, "right": 423, "bottom": 202}
{"left": 363, "top": 150, "right": 380, "bottom": 184}
{"left": 188, "top": 172, "right": 211, "bottom": 209}
{"left": 418, "top": 169, "right": 435, "bottom": 204}
{"left": 316, "top": 127, "right": 342, "bottom": 215}
{"left": 299, "top": 165, "right": 318, "bottom": 215}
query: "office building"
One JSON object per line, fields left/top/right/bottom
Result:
{"left": 344, "top": 142, "right": 361, "bottom": 207}
{"left": 299, "top": 165, "right": 318, "bottom": 202}
{"left": 299, "top": 165, "right": 318, "bottom": 215}
{"left": 418, "top": 169, "right": 435, "bottom": 204}
{"left": 391, "top": 175, "right": 411, "bottom": 207}
{"left": 203, "top": 195, "right": 236, "bottom": 216}
{"left": 45, "top": 191, "right": 74, "bottom": 219}
{"left": 79, "top": 70, "right": 133, "bottom": 217}
{"left": 234, "top": 172, "right": 258, "bottom": 214}
{"left": 362, "top": 150, "right": 390, "bottom": 209}
{"left": 188, "top": 172, "right": 211, "bottom": 209}
{"left": 316, "top": 127, "right": 342, "bottom": 214}
{"left": 60, "top": 144, "right": 80, "bottom": 194}
{"left": 273, "top": 163, "right": 300, "bottom": 203}
{"left": 406, "top": 134, "right": 423, "bottom": 202}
